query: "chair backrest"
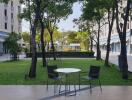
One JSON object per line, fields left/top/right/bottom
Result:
{"left": 88, "top": 66, "right": 100, "bottom": 79}
{"left": 46, "top": 65, "right": 58, "bottom": 79}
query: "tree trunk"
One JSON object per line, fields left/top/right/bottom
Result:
{"left": 29, "top": 29, "right": 37, "bottom": 78}
{"left": 12, "top": 53, "right": 17, "bottom": 61}
{"left": 28, "top": 0, "right": 40, "bottom": 78}
{"left": 40, "top": 21, "right": 47, "bottom": 67}
{"left": 50, "top": 32, "right": 56, "bottom": 60}
{"left": 120, "top": 40, "right": 128, "bottom": 79}
{"left": 115, "top": 0, "right": 130, "bottom": 79}
{"left": 90, "top": 36, "right": 93, "bottom": 51}
{"left": 96, "top": 23, "right": 101, "bottom": 60}
{"left": 120, "top": 0, "right": 130, "bottom": 79}
{"left": 105, "top": 9, "right": 115, "bottom": 66}
{"left": 105, "top": 32, "right": 111, "bottom": 66}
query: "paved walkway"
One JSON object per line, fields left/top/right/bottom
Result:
{"left": 0, "top": 54, "right": 27, "bottom": 62}
{"left": 0, "top": 85, "right": 132, "bottom": 100}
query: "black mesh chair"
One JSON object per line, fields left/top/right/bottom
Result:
{"left": 82, "top": 66, "right": 102, "bottom": 93}
{"left": 46, "top": 65, "right": 62, "bottom": 95}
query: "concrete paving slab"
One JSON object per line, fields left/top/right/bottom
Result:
{"left": 0, "top": 85, "right": 132, "bottom": 100}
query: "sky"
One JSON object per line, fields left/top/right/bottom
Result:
{"left": 22, "top": 2, "right": 82, "bottom": 32}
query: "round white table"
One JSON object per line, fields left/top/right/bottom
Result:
{"left": 55, "top": 68, "right": 81, "bottom": 95}
{"left": 55, "top": 68, "right": 81, "bottom": 74}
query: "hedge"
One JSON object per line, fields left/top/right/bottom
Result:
{"left": 26, "top": 52, "right": 95, "bottom": 58}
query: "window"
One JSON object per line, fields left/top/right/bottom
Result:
{"left": 4, "top": 9, "right": 7, "bottom": 20}
{"left": 11, "top": 13, "right": 13, "bottom": 19}
{"left": 5, "top": 23, "right": 7, "bottom": 29}
{"left": 4, "top": 9, "right": 7, "bottom": 17}
{"left": 11, "top": 1, "right": 13, "bottom": 7}
{"left": 11, "top": 1, "right": 14, "bottom": 11}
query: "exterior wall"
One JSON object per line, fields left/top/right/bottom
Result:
{"left": 93, "top": 0, "right": 132, "bottom": 55}
{"left": 0, "top": 0, "right": 21, "bottom": 33}
{"left": 0, "top": 0, "right": 21, "bottom": 54}
{"left": 0, "top": 42, "right": 3, "bottom": 54}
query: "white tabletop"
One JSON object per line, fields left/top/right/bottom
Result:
{"left": 55, "top": 68, "right": 81, "bottom": 74}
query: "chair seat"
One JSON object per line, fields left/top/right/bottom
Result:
{"left": 51, "top": 76, "right": 62, "bottom": 80}
{"left": 82, "top": 76, "right": 98, "bottom": 80}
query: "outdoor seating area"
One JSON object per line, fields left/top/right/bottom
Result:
{"left": 1, "top": 58, "right": 132, "bottom": 100}
{"left": 0, "top": 0, "right": 131, "bottom": 100}
{"left": 45, "top": 59, "right": 102, "bottom": 96}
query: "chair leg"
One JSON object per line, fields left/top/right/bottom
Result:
{"left": 59, "top": 82, "right": 61, "bottom": 94}
{"left": 54, "top": 81, "right": 56, "bottom": 95}
{"left": 68, "top": 76, "right": 70, "bottom": 92}
{"left": 74, "top": 84, "right": 76, "bottom": 95}
{"left": 47, "top": 78, "right": 48, "bottom": 91}
{"left": 78, "top": 72, "right": 80, "bottom": 90}
{"left": 65, "top": 74, "right": 68, "bottom": 95}
{"left": 59, "top": 79, "right": 63, "bottom": 94}
{"left": 99, "top": 79, "right": 102, "bottom": 92}
{"left": 89, "top": 80, "right": 92, "bottom": 94}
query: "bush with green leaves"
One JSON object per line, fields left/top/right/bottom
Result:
{"left": 4, "top": 32, "right": 22, "bottom": 60}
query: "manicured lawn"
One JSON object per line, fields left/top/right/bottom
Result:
{"left": 0, "top": 59, "right": 132, "bottom": 85}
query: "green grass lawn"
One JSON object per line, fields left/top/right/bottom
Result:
{"left": 0, "top": 59, "right": 132, "bottom": 85}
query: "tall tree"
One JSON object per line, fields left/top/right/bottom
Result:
{"left": 82, "top": 0, "right": 105, "bottom": 60}
{"left": 43, "top": 0, "right": 77, "bottom": 60}
{"left": 104, "top": 0, "right": 116, "bottom": 66}
{"left": 28, "top": 0, "right": 41, "bottom": 78}
{"left": 20, "top": 0, "right": 78, "bottom": 77}
{"left": 37, "top": 1, "right": 48, "bottom": 67}
{"left": 20, "top": 0, "right": 41, "bottom": 78}
{"left": 115, "top": 0, "right": 131, "bottom": 79}
{"left": 73, "top": 18, "right": 90, "bottom": 51}
{"left": 73, "top": 18, "right": 96, "bottom": 51}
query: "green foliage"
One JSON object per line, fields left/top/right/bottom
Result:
{"left": 22, "top": 32, "right": 30, "bottom": 43}
{"left": 63, "top": 31, "right": 89, "bottom": 50}
{"left": 76, "top": 31, "right": 89, "bottom": 50}
{"left": 4, "top": 32, "right": 22, "bottom": 60}
{"left": 36, "top": 28, "right": 61, "bottom": 44}
{"left": 66, "top": 31, "right": 79, "bottom": 43}
{"left": 0, "top": 0, "right": 9, "bottom": 3}
{"left": 82, "top": 0, "right": 106, "bottom": 23}
{"left": 23, "top": 47, "right": 29, "bottom": 53}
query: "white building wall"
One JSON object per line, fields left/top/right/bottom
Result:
{"left": 0, "top": 0, "right": 21, "bottom": 33}
{"left": 0, "top": 0, "right": 21, "bottom": 54}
